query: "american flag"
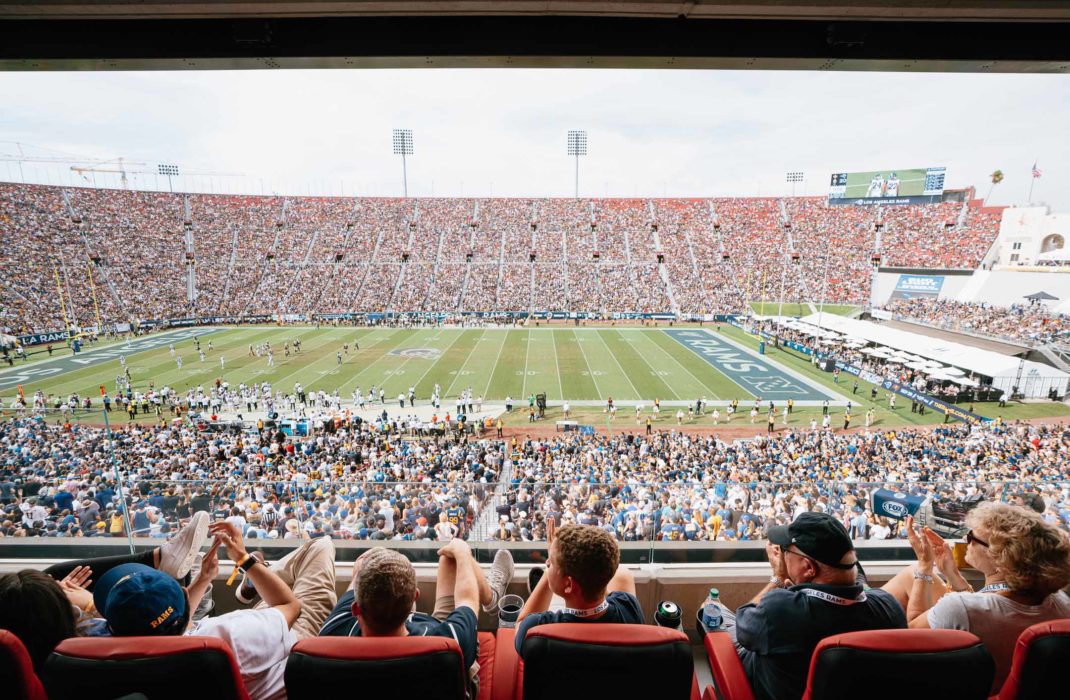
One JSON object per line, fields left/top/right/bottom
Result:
{"left": 1032, "top": 161, "right": 1042, "bottom": 178}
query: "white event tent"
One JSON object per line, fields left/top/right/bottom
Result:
{"left": 801, "top": 313, "right": 1070, "bottom": 398}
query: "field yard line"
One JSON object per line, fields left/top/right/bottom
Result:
{"left": 407, "top": 329, "right": 465, "bottom": 397}
{"left": 443, "top": 329, "right": 486, "bottom": 398}
{"left": 613, "top": 330, "right": 681, "bottom": 400}
{"left": 637, "top": 331, "right": 722, "bottom": 400}
{"left": 337, "top": 328, "right": 437, "bottom": 393}
{"left": 116, "top": 327, "right": 308, "bottom": 395}
{"left": 551, "top": 329, "right": 565, "bottom": 400}
{"left": 482, "top": 331, "right": 510, "bottom": 398}
{"left": 520, "top": 329, "right": 532, "bottom": 398}
{"left": 332, "top": 329, "right": 408, "bottom": 394}
{"left": 591, "top": 330, "right": 644, "bottom": 401}
{"left": 259, "top": 328, "right": 356, "bottom": 391}
{"left": 382, "top": 328, "right": 448, "bottom": 390}
{"left": 572, "top": 329, "right": 604, "bottom": 399}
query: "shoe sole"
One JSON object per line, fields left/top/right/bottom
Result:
{"left": 483, "top": 551, "right": 515, "bottom": 612}
{"left": 167, "top": 512, "right": 209, "bottom": 579}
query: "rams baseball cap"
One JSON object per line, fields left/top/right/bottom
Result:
{"left": 93, "top": 563, "right": 189, "bottom": 636}
{"left": 767, "top": 512, "right": 857, "bottom": 569}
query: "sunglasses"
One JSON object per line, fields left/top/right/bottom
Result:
{"left": 965, "top": 530, "right": 990, "bottom": 548}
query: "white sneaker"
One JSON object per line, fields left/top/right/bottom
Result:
{"left": 483, "top": 549, "right": 515, "bottom": 613}
{"left": 160, "top": 511, "right": 209, "bottom": 579}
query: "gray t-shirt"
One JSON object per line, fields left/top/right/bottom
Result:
{"left": 928, "top": 590, "right": 1070, "bottom": 693}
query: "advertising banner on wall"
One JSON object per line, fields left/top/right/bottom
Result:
{"left": 890, "top": 274, "right": 945, "bottom": 300}
{"left": 835, "top": 360, "right": 990, "bottom": 424}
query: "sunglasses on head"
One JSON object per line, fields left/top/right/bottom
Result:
{"left": 965, "top": 530, "right": 989, "bottom": 548}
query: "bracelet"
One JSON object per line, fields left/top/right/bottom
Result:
{"left": 913, "top": 569, "right": 935, "bottom": 583}
{"left": 769, "top": 575, "right": 785, "bottom": 588}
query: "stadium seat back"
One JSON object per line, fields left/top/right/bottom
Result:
{"left": 996, "top": 619, "right": 1070, "bottom": 700}
{"left": 285, "top": 636, "right": 469, "bottom": 700}
{"left": 520, "top": 623, "right": 694, "bottom": 700}
{"left": 0, "top": 629, "right": 47, "bottom": 700}
{"left": 44, "top": 636, "right": 250, "bottom": 700}
{"left": 802, "top": 629, "right": 993, "bottom": 700}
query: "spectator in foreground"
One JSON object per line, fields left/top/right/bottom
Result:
{"left": 893, "top": 506, "right": 1070, "bottom": 693}
{"left": 721, "top": 512, "right": 906, "bottom": 700}
{"left": 318, "top": 541, "right": 513, "bottom": 696}
{"left": 514, "top": 521, "right": 642, "bottom": 655}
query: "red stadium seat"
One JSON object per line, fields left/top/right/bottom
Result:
{"left": 0, "top": 629, "right": 47, "bottom": 700}
{"left": 286, "top": 632, "right": 496, "bottom": 700}
{"left": 43, "top": 636, "right": 250, "bottom": 700}
{"left": 703, "top": 629, "right": 994, "bottom": 700}
{"left": 993, "top": 619, "right": 1070, "bottom": 700}
{"left": 498, "top": 623, "right": 698, "bottom": 700}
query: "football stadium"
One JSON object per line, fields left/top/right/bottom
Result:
{"left": 2, "top": 4, "right": 1070, "bottom": 700}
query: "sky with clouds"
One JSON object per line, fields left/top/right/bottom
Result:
{"left": 0, "top": 68, "right": 1066, "bottom": 210}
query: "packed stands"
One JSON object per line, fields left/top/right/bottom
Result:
{"left": 882, "top": 298, "right": 1070, "bottom": 345}
{"left": 0, "top": 184, "right": 1003, "bottom": 333}
{"left": 2, "top": 410, "right": 1068, "bottom": 542}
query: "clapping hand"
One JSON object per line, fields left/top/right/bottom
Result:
{"left": 905, "top": 516, "right": 934, "bottom": 573}
{"left": 56, "top": 565, "right": 94, "bottom": 610}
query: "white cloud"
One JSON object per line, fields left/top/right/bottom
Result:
{"left": 0, "top": 68, "right": 1066, "bottom": 209}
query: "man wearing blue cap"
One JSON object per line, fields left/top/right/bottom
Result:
{"left": 717, "top": 511, "right": 906, "bottom": 700}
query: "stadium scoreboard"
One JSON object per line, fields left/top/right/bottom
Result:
{"left": 828, "top": 166, "right": 946, "bottom": 206}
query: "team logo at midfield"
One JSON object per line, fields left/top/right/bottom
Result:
{"left": 389, "top": 348, "right": 441, "bottom": 359}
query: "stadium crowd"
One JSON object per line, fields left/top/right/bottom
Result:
{"left": 0, "top": 184, "right": 1003, "bottom": 334}
{"left": 882, "top": 298, "right": 1070, "bottom": 345}
{"left": 2, "top": 411, "right": 1068, "bottom": 543}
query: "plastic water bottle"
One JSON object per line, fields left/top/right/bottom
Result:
{"left": 702, "top": 588, "right": 723, "bottom": 630}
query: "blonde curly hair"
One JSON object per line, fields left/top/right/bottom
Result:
{"left": 967, "top": 502, "right": 1070, "bottom": 597}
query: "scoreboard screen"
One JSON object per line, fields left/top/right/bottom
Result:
{"left": 828, "top": 167, "right": 946, "bottom": 206}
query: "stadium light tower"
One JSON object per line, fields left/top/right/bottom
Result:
{"left": 786, "top": 171, "right": 804, "bottom": 196}
{"left": 158, "top": 163, "right": 179, "bottom": 193}
{"left": 567, "top": 130, "right": 587, "bottom": 199}
{"left": 393, "top": 129, "right": 413, "bottom": 197}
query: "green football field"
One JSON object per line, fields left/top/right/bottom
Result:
{"left": 2, "top": 326, "right": 838, "bottom": 405}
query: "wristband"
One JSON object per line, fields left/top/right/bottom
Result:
{"left": 225, "top": 554, "right": 255, "bottom": 587}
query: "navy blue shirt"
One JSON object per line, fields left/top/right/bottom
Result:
{"left": 319, "top": 590, "right": 479, "bottom": 669}
{"left": 735, "top": 584, "right": 906, "bottom": 700}
{"left": 514, "top": 591, "right": 645, "bottom": 656}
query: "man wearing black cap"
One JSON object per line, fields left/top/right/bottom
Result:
{"left": 718, "top": 512, "right": 906, "bottom": 700}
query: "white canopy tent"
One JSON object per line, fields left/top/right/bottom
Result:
{"left": 803, "top": 313, "right": 1070, "bottom": 398}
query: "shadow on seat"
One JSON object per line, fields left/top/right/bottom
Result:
{"left": 704, "top": 628, "right": 994, "bottom": 700}
{"left": 994, "top": 618, "right": 1070, "bottom": 700}
{"left": 505, "top": 623, "right": 697, "bottom": 700}
{"left": 286, "top": 635, "right": 470, "bottom": 700}
{"left": 44, "top": 636, "right": 250, "bottom": 700}
{"left": 0, "top": 629, "right": 47, "bottom": 700}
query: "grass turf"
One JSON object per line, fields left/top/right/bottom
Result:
{"left": 11, "top": 326, "right": 768, "bottom": 405}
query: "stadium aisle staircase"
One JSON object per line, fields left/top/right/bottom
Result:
{"left": 471, "top": 450, "right": 516, "bottom": 541}
{"left": 238, "top": 199, "right": 287, "bottom": 316}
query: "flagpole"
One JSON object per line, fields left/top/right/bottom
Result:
{"left": 1029, "top": 158, "right": 1039, "bottom": 204}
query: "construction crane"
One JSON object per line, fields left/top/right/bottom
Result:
{"left": 70, "top": 158, "right": 148, "bottom": 189}
{"left": 0, "top": 143, "right": 240, "bottom": 190}
{"left": 71, "top": 161, "right": 241, "bottom": 191}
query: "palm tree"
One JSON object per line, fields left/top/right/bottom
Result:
{"left": 986, "top": 169, "right": 1004, "bottom": 201}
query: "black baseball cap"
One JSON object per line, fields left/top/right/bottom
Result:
{"left": 767, "top": 512, "right": 856, "bottom": 569}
